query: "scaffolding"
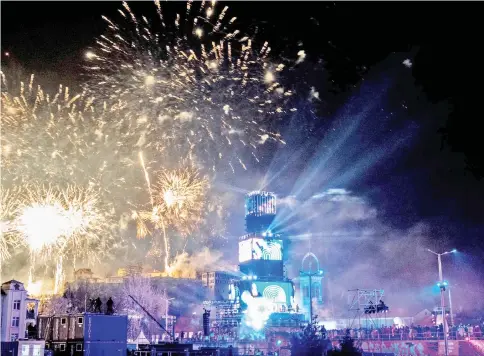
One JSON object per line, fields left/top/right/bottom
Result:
{"left": 347, "top": 289, "right": 385, "bottom": 329}
{"left": 203, "top": 300, "right": 241, "bottom": 335}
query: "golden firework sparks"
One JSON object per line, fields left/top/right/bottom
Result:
{"left": 135, "top": 164, "right": 208, "bottom": 273}
{"left": 84, "top": 1, "right": 299, "bottom": 172}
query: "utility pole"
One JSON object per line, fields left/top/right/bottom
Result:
{"left": 427, "top": 248, "right": 456, "bottom": 356}
{"left": 437, "top": 253, "right": 448, "bottom": 356}
{"left": 448, "top": 286, "right": 454, "bottom": 327}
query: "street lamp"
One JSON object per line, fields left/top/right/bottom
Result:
{"left": 165, "top": 297, "right": 175, "bottom": 342}
{"left": 300, "top": 269, "right": 323, "bottom": 323}
{"left": 427, "top": 248, "right": 456, "bottom": 356}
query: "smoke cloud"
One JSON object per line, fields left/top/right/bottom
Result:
{"left": 279, "top": 189, "right": 484, "bottom": 318}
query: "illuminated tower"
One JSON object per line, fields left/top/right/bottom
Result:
{"left": 239, "top": 191, "right": 282, "bottom": 278}
{"left": 298, "top": 252, "right": 324, "bottom": 322}
{"left": 244, "top": 191, "right": 276, "bottom": 234}
{"left": 227, "top": 191, "right": 303, "bottom": 331}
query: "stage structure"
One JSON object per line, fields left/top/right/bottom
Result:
{"left": 347, "top": 289, "right": 389, "bottom": 328}
{"left": 299, "top": 252, "right": 324, "bottom": 322}
{"left": 201, "top": 191, "right": 302, "bottom": 339}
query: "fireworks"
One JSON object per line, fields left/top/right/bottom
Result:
{"left": 1, "top": 73, "right": 154, "bottom": 214}
{"left": 135, "top": 165, "right": 208, "bottom": 273}
{"left": 16, "top": 184, "right": 115, "bottom": 265}
{"left": 0, "top": 188, "right": 22, "bottom": 262}
{"left": 85, "top": 1, "right": 298, "bottom": 172}
{"left": 1, "top": 0, "right": 300, "bottom": 283}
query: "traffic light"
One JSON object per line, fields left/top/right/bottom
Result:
{"left": 203, "top": 309, "right": 210, "bottom": 336}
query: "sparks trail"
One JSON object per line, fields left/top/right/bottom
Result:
{"left": 134, "top": 165, "right": 208, "bottom": 274}
{"left": 0, "top": 187, "right": 22, "bottom": 262}
{"left": 85, "top": 0, "right": 301, "bottom": 172}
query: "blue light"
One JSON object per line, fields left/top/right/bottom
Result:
{"left": 253, "top": 275, "right": 257, "bottom": 280}
{"left": 451, "top": 249, "right": 457, "bottom": 253}
{"left": 276, "top": 340, "right": 282, "bottom": 346}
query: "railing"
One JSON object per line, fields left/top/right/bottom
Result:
{"left": 327, "top": 331, "right": 484, "bottom": 341}
{"left": 26, "top": 311, "right": 36, "bottom": 319}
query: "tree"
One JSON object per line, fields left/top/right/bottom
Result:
{"left": 328, "top": 331, "right": 362, "bottom": 356}
{"left": 290, "top": 316, "right": 332, "bottom": 356}
{"left": 118, "top": 277, "right": 168, "bottom": 341}
{"left": 39, "top": 295, "right": 69, "bottom": 315}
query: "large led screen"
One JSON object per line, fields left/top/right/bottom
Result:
{"left": 238, "top": 238, "right": 283, "bottom": 263}
{"left": 237, "top": 280, "right": 295, "bottom": 310}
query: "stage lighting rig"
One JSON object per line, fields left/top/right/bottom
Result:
{"left": 437, "top": 281, "right": 448, "bottom": 291}
{"left": 376, "top": 300, "right": 389, "bottom": 313}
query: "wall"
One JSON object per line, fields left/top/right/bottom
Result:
{"left": 84, "top": 314, "right": 128, "bottom": 356}
{"left": 1, "top": 281, "right": 28, "bottom": 341}
{"left": 357, "top": 340, "right": 476, "bottom": 356}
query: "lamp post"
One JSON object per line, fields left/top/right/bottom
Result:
{"left": 448, "top": 285, "right": 454, "bottom": 327}
{"left": 300, "top": 270, "right": 323, "bottom": 323}
{"left": 165, "top": 297, "right": 175, "bottom": 341}
{"left": 427, "top": 248, "right": 456, "bottom": 356}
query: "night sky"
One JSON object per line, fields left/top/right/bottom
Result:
{"left": 2, "top": 1, "right": 483, "bottom": 280}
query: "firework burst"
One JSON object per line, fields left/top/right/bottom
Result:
{"left": 15, "top": 184, "right": 115, "bottom": 266}
{"left": 0, "top": 72, "right": 147, "bottom": 208}
{"left": 135, "top": 165, "right": 208, "bottom": 273}
{"left": 85, "top": 1, "right": 299, "bottom": 172}
{"left": 0, "top": 187, "right": 22, "bottom": 262}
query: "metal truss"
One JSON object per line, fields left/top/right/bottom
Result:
{"left": 347, "top": 289, "right": 385, "bottom": 329}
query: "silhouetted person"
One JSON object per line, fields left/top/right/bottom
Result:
{"left": 228, "top": 345, "right": 233, "bottom": 356}
{"left": 94, "top": 297, "right": 102, "bottom": 313}
{"left": 27, "top": 324, "right": 37, "bottom": 339}
{"left": 89, "top": 298, "right": 96, "bottom": 312}
{"left": 106, "top": 297, "right": 114, "bottom": 315}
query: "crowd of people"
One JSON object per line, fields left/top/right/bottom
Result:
{"left": 323, "top": 323, "right": 484, "bottom": 341}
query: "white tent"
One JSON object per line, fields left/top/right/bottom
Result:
{"left": 131, "top": 330, "right": 150, "bottom": 346}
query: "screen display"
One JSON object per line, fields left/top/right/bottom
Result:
{"left": 238, "top": 238, "right": 283, "bottom": 262}
{"left": 237, "top": 280, "right": 294, "bottom": 311}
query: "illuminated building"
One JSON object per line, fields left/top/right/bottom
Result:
{"left": 297, "top": 252, "right": 324, "bottom": 321}
{"left": 244, "top": 191, "right": 276, "bottom": 234}
{"left": 117, "top": 265, "right": 143, "bottom": 277}
{"left": 199, "top": 190, "right": 303, "bottom": 340}
{"left": 73, "top": 269, "right": 94, "bottom": 281}
{"left": 201, "top": 271, "right": 234, "bottom": 301}
{"left": 232, "top": 191, "right": 301, "bottom": 332}
{"left": 1, "top": 280, "right": 40, "bottom": 342}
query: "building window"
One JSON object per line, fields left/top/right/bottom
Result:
{"left": 21, "top": 345, "right": 30, "bottom": 356}
{"left": 76, "top": 344, "right": 82, "bottom": 351}
{"left": 78, "top": 317, "right": 83, "bottom": 324}
{"left": 59, "top": 344, "right": 66, "bottom": 351}
{"left": 33, "top": 345, "right": 41, "bottom": 356}
{"left": 11, "top": 333, "right": 19, "bottom": 341}
{"left": 13, "top": 300, "right": 21, "bottom": 310}
{"left": 12, "top": 317, "right": 20, "bottom": 327}
{"left": 61, "top": 317, "right": 67, "bottom": 325}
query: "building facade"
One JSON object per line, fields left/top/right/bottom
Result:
{"left": 1, "top": 280, "right": 39, "bottom": 342}
{"left": 38, "top": 313, "right": 128, "bottom": 355}
{"left": 201, "top": 272, "right": 235, "bottom": 301}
